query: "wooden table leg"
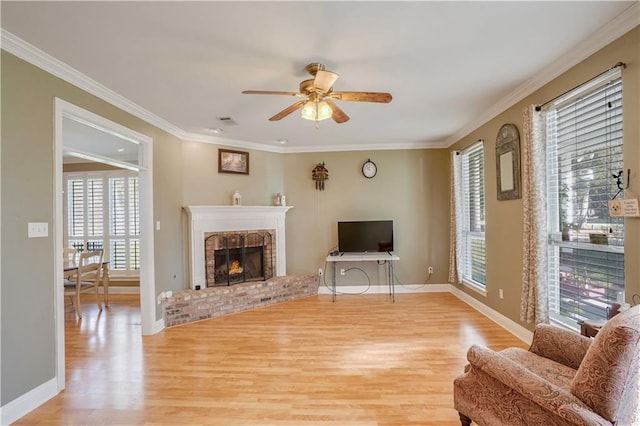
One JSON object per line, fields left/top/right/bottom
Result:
{"left": 102, "top": 263, "right": 110, "bottom": 307}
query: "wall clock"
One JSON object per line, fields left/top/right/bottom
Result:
{"left": 362, "top": 159, "right": 377, "bottom": 178}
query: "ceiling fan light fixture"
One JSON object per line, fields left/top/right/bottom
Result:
{"left": 301, "top": 100, "right": 332, "bottom": 122}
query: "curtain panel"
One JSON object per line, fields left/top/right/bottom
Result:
{"left": 449, "top": 151, "right": 463, "bottom": 284}
{"left": 520, "top": 105, "right": 549, "bottom": 324}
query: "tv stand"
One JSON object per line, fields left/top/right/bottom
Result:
{"left": 325, "top": 252, "right": 400, "bottom": 302}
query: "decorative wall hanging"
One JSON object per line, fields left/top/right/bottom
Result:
{"left": 219, "top": 149, "right": 249, "bottom": 175}
{"left": 496, "top": 123, "right": 521, "bottom": 200}
{"left": 312, "top": 162, "right": 329, "bottom": 190}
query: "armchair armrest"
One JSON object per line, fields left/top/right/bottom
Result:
{"left": 467, "top": 345, "right": 610, "bottom": 426}
{"left": 529, "top": 324, "right": 592, "bottom": 369}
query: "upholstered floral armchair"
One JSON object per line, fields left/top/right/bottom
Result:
{"left": 453, "top": 305, "right": 640, "bottom": 426}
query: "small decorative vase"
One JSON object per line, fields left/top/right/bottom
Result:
{"left": 232, "top": 190, "right": 242, "bottom": 206}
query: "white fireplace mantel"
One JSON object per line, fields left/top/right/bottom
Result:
{"left": 184, "top": 205, "right": 293, "bottom": 289}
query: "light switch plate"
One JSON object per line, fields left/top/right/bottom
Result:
{"left": 28, "top": 222, "right": 48, "bottom": 238}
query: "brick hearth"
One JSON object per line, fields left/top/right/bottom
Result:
{"left": 163, "top": 274, "right": 319, "bottom": 327}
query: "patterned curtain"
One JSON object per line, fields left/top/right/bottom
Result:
{"left": 449, "top": 151, "right": 463, "bottom": 284}
{"left": 520, "top": 105, "right": 549, "bottom": 324}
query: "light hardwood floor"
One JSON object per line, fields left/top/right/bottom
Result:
{"left": 16, "top": 292, "right": 527, "bottom": 425}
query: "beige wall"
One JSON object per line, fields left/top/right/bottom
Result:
{"left": 1, "top": 51, "right": 184, "bottom": 404}
{"left": 282, "top": 150, "right": 450, "bottom": 286}
{"left": 449, "top": 26, "right": 640, "bottom": 329}
{"left": 182, "top": 141, "right": 284, "bottom": 206}
{"left": 2, "top": 22, "right": 638, "bottom": 416}
{"left": 180, "top": 143, "right": 451, "bottom": 287}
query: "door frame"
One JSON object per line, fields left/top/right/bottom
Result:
{"left": 53, "top": 98, "right": 157, "bottom": 392}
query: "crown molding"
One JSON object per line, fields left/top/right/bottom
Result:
{"left": 443, "top": 3, "right": 640, "bottom": 147}
{"left": 4, "top": 2, "right": 639, "bottom": 154}
{"left": 1, "top": 28, "right": 188, "bottom": 141}
{"left": 182, "top": 133, "right": 288, "bottom": 153}
{"left": 285, "top": 140, "right": 448, "bottom": 153}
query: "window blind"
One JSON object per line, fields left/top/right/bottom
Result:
{"left": 546, "top": 75, "right": 624, "bottom": 325}
{"left": 461, "top": 142, "right": 486, "bottom": 287}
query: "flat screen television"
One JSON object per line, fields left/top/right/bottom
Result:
{"left": 337, "top": 220, "right": 394, "bottom": 253}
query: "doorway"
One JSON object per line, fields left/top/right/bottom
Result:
{"left": 53, "top": 98, "right": 157, "bottom": 392}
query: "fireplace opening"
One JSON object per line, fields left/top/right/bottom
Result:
{"left": 213, "top": 245, "right": 265, "bottom": 285}
{"left": 205, "top": 231, "right": 274, "bottom": 287}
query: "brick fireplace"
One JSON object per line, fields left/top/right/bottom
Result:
{"left": 184, "top": 205, "right": 292, "bottom": 290}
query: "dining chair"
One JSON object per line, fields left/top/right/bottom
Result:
{"left": 64, "top": 250, "right": 103, "bottom": 319}
{"left": 63, "top": 248, "right": 77, "bottom": 280}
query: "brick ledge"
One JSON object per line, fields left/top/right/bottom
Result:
{"left": 163, "top": 274, "right": 319, "bottom": 327}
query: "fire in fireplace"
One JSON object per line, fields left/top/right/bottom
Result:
{"left": 205, "top": 230, "right": 275, "bottom": 287}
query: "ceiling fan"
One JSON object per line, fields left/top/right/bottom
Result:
{"left": 242, "top": 63, "right": 392, "bottom": 124}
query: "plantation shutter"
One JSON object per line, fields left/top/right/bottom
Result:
{"left": 64, "top": 171, "right": 139, "bottom": 276}
{"left": 68, "top": 179, "right": 85, "bottom": 237}
{"left": 129, "top": 177, "right": 140, "bottom": 270}
{"left": 109, "top": 177, "right": 127, "bottom": 270}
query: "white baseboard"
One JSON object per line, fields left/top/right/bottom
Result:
{"left": 317, "top": 282, "right": 533, "bottom": 345}
{"left": 99, "top": 286, "right": 140, "bottom": 295}
{"left": 317, "top": 283, "right": 449, "bottom": 295}
{"left": 150, "top": 317, "right": 165, "bottom": 335}
{"left": 449, "top": 284, "right": 533, "bottom": 345}
{"left": 0, "top": 378, "right": 58, "bottom": 425}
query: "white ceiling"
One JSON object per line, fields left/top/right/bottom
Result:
{"left": 2, "top": 1, "right": 637, "bottom": 153}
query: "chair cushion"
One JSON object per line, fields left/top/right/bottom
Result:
{"left": 571, "top": 305, "right": 640, "bottom": 422}
{"left": 500, "top": 347, "right": 577, "bottom": 390}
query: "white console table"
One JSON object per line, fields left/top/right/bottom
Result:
{"left": 325, "top": 252, "right": 400, "bottom": 302}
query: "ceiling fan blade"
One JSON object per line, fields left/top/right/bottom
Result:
{"left": 328, "top": 91, "right": 392, "bottom": 103}
{"left": 313, "top": 70, "right": 339, "bottom": 93}
{"left": 325, "top": 100, "right": 350, "bottom": 123}
{"left": 242, "top": 90, "right": 305, "bottom": 97}
{"left": 268, "top": 100, "right": 307, "bottom": 121}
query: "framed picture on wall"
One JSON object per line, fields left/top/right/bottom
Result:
{"left": 218, "top": 149, "right": 249, "bottom": 175}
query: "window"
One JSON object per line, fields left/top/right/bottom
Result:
{"left": 546, "top": 71, "right": 624, "bottom": 327}
{"left": 458, "top": 141, "right": 487, "bottom": 287}
{"left": 65, "top": 171, "right": 140, "bottom": 276}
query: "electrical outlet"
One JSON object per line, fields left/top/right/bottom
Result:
{"left": 428, "top": 266, "right": 434, "bottom": 274}
{"left": 340, "top": 268, "right": 346, "bottom": 276}
{"left": 318, "top": 268, "right": 323, "bottom": 276}
{"left": 499, "top": 289, "right": 504, "bottom": 299}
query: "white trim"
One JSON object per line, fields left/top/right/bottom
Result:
{"left": 98, "top": 286, "right": 140, "bottom": 295}
{"left": 283, "top": 140, "right": 449, "bottom": 153}
{"left": 54, "top": 99, "right": 158, "bottom": 402}
{"left": 2, "top": 30, "right": 185, "bottom": 141}
{"left": 449, "top": 285, "right": 534, "bottom": 345}
{"left": 7, "top": 3, "right": 637, "bottom": 154}
{"left": 317, "top": 283, "right": 450, "bottom": 295}
{"left": 317, "top": 282, "right": 533, "bottom": 344}
{"left": 443, "top": 3, "right": 639, "bottom": 147}
{"left": 53, "top": 99, "right": 66, "bottom": 392}
{"left": 151, "top": 318, "right": 165, "bottom": 335}
{"left": 461, "top": 280, "right": 488, "bottom": 297}
{"left": 0, "top": 378, "right": 59, "bottom": 426}
{"left": 184, "top": 205, "right": 292, "bottom": 290}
